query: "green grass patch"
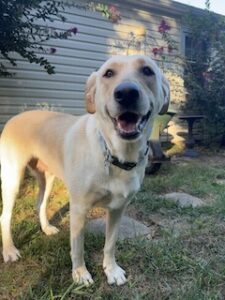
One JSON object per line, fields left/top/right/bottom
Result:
{"left": 1, "top": 156, "right": 225, "bottom": 299}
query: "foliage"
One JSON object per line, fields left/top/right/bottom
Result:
{"left": 113, "top": 19, "right": 179, "bottom": 67}
{"left": 157, "top": 4, "right": 225, "bottom": 143}
{"left": 94, "top": 4, "right": 121, "bottom": 23}
{"left": 0, "top": 1, "right": 121, "bottom": 77}
{"left": 152, "top": 19, "right": 178, "bottom": 60}
{"left": 0, "top": 0, "right": 77, "bottom": 76}
{"left": 64, "top": 1, "right": 121, "bottom": 23}
{"left": 182, "top": 7, "right": 225, "bottom": 143}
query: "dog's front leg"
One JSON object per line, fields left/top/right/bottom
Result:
{"left": 103, "top": 206, "right": 127, "bottom": 286}
{"left": 70, "top": 202, "right": 93, "bottom": 286}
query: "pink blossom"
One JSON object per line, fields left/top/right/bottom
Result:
{"left": 109, "top": 5, "right": 117, "bottom": 13}
{"left": 152, "top": 47, "right": 159, "bottom": 56}
{"left": 49, "top": 47, "right": 56, "bottom": 54}
{"left": 152, "top": 47, "right": 164, "bottom": 56}
{"left": 109, "top": 5, "right": 121, "bottom": 23}
{"left": 158, "top": 20, "right": 171, "bottom": 33}
{"left": 67, "top": 27, "right": 78, "bottom": 35}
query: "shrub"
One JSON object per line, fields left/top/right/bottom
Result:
{"left": 0, "top": 0, "right": 77, "bottom": 76}
{"left": 182, "top": 6, "right": 225, "bottom": 144}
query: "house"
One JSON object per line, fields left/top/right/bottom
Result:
{"left": 0, "top": 0, "right": 207, "bottom": 130}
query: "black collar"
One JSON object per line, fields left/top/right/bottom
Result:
{"left": 98, "top": 132, "right": 150, "bottom": 171}
{"left": 107, "top": 153, "right": 138, "bottom": 171}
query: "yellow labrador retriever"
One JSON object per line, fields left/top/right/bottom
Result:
{"left": 0, "top": 55, "right": 169, "bottom": 286}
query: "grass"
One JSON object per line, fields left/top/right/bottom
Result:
{"left": 1, "top": 153, "right": 225, "bottom": 299}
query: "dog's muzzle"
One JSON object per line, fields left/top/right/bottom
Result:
{"left": 107, "top": 82, "right": 151, "bottom": 140}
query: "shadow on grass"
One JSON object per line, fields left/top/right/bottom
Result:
{"left": 11, "top": 201, "right": 70, "bottom": 249}
{"left": 49, "top": 202, "right": 69, "bottom": 225}
{"left": 19, "top": 230, "right": 107, "bottom": 300}
{"left": 5, "top": 192, "right": 106, "bottom": 299}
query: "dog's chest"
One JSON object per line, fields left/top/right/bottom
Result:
{"left": 93, "top": 170, "right": 142, "bottom": 210}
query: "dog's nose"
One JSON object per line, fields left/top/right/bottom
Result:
{"left": 114, "top": 82, "right": 140, "bottom": 106}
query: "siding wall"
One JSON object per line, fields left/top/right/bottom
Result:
{"left": 0, "top": 0, "right": 183, "bottom": 129}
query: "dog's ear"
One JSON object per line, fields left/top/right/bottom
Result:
{"left": 85, "top": 72, "right": 97, "bottom": 114}
{"left": 158, "top": 74, "right": 170, "bottom": 115}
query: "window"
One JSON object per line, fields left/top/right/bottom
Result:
{"left": 181, "top": 31, "right": 194, "bottom": 61}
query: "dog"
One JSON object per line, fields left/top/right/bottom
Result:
{"left": 0, "top": 55, "right": 169, "bottom": 286}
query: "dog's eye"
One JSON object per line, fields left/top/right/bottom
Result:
{"left": 103, "top": 69, "right": 115, "bottom": 78}
{"left": 142, "top": 66, "right": 155, "bottom": 76}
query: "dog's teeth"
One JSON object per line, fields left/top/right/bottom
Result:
{"left": 137, "top": 121, "right": 144, "bottom": 131}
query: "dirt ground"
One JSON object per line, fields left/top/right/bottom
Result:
{"left": 171, "top": 150, "right": 225, "bottom": 166}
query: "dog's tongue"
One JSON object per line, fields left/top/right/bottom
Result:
{"left": 117, "top": 113, "right": 139, "bottom": 133}
{"left": 118, "top": 119, "right": 136, "bottom": 132}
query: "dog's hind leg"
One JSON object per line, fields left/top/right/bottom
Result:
{"left": 0, "top": 159, "right": 25, "bottom": 262}
{"left": 29, "top": 163, "right": 58, "bottom": 235}
{"left": 38, "top": 172, "right": 58, "bottom": 235}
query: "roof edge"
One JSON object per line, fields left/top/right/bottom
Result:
{"left": 120, "top": 0, "right": 222, "bottom": 18}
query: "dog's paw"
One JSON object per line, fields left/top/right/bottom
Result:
{"left": 42, "top": 225, "right": 59, "bottom": 236}
{"left": 72, "top": 266, "right": 94, "bottom": 286}
{"left": 3, "top": 246, "right": 21, "bottom": 262}
{"left": 104, "top": 264, "right": 127, "bottom": 286}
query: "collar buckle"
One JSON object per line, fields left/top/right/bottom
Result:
{"left": 99, "top": 131, "right": 149, "bottom": 172}
{"left": 111, "top": 155, "right": 137, "bottom": 171}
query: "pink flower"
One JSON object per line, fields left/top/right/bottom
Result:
{"left": 158, "top": 20, "right": 171, "bottom": 33}
{"left": 67, "top": 27, "right": 78, "bottom": 35}
{"left": 152, "top": 47, "right": 159, "bottom": 56}
{"left": 49, "top": 48, "right": 56, "bottom": 54}
{"left": 109, "top": 5, "right": 117, "bottom": 13}
{"left": 152, "top": 47, "right": 164, "bottom": 56}
{"left": 109, "top": 5, "right": 121, "bottom": 23}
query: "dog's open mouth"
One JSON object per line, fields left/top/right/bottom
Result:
{"left": 113, "top": 111, "right": 151, "bottom": 140}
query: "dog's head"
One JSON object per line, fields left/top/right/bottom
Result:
{"left": 85, "top": 55, "right": 170, "bottom": 141}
